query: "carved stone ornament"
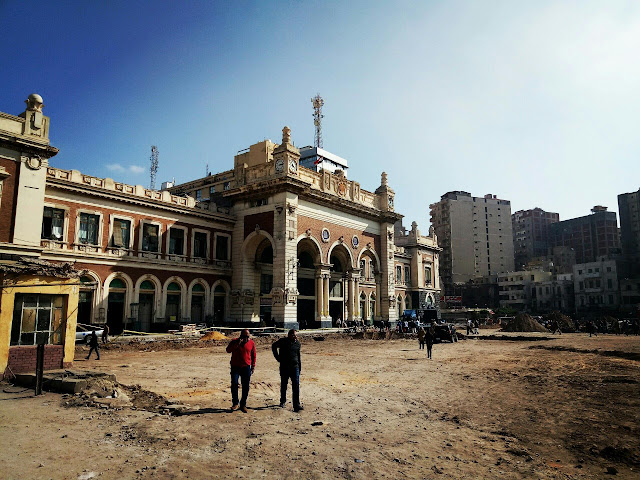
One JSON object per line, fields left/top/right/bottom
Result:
{"left": 337, "top": 181, "right": 347, "bottom": 196}
{"left": 282, "top": 126, "right": 291, "bottom": 144}
{"left": 255, "top": 224, "right": 260, "bottom": 233}
{"left": 25, "top": 93, "right": 44, "bottom": 112}
{"left": 25, "top": 156, "right": 42, "bottom": 170}
{"left": 366, "top": 242, "right": 372, "bottom": 249}
{"left": 285, "top": 287, "right": 299, "bottom": 305}
{"left": 305, "top": 229, "right": 312, "bottom": 237}
{"left": 287, "top": 203, "right": 296, "bottom": 214}
{"left": 388, "top": 231, "right": 393, "bottom": 241}
{"left": 338, "top": 236, "right": 344, "bottom": 244}
{"left": 271, "top": 287, "right": 285, "bottom": 305}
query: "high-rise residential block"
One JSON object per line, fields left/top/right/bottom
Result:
{"left": 618, "top": 188, "right": 640, "bottom": 275}
{"left": 548, "top": 206, "right": 621, "bottom": 265}
{"left": 512, "top": 208, "right": 559, "bottom": 269}
{"left": 430, "top": 192, "right": 514, "bottom": 291}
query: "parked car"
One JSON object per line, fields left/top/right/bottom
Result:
{"left": 75, "top": 324, "right": 104, "bottom": 343}
{"left": 433, "top": 323, "right": 457, "bottom": 343}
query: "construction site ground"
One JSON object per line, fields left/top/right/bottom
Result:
{"left": 1, "top": 331, "right": 639, "bottom": 479}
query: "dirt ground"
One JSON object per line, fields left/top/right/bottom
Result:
{"left": 1, "top": 332, "right": 639, "bottom": 479}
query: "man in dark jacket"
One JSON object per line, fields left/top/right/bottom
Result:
{"left": 272, "top": 329, "right": 303, "bottom": 412}
{"left": 86, "top": 330, "right": 100, "bottom": 360}
{"left": 226, "top": 329, "right": 257, "bottom": 413}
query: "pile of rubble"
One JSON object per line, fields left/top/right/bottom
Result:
{"left": 501, "top": 314, "right": 548, "bottom": 333}
{"left": 544, "top": 311, "right": 576, "bottom": 333}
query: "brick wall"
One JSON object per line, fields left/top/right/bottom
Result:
{"left": 297, "top": 214, "right": 381, "bottom": 266}
{"left": 244, "top": 212, "right": 274, "bottom": 238}
{"left": 6, "top": 345, "right": 64, "bottom": 374}
{"left": 0, "top": 157, "right": 18, "bottom": 243}
{"left": 42, "top": 195, "right": 230, "bottom": 256}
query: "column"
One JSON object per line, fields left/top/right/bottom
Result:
{"left": 355, "top": 276, "right": 360, "bottom": 319}
{"left": 315, "top": 272, "right": 323, "bottom": 320}
{"left": 323, "top": 274, "right": 330, "bottom": 317}
{"left": 347, "top": 275, "right": 354, "bottom": 322}
{"left": 375, "top": 275, "right": 381, "bottom": 321}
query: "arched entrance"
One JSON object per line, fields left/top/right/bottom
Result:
{"left": 138, "top": 279, "right": 156, "bottom": 332}
{"left": 213, "top": 284, "right": 227, "bottom": 325}
{"left": 165, "top": 281, "right": 182, "bottom": 327}
{"left": 255, "top": 238, "right": 273, "bottom": 325}
{"left": 107, "top": 277, "right": 127, "bottom": 334}
{"left": 297, "top": 238, "right": 321, "bottom": 329}
{"left": 190, "top": 283, "right": 206, "bottom": 323}
{"left": 329, "top": 244, "right": 352, "bottom": 326}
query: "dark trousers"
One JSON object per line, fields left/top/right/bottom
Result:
{"left": 419, "top": 340, "right": 425, "bottom": 349}
{"left": 280, "top": 366, "right": 300, "bottom": 408}
{"left": 86, "top": 345, "right": 100, "bottom": 359}
{"left": 426, "top": 343, "right": 432, "bottom": 359}
{"left": 230, "top": 365, "right": 252, "bottom": 407}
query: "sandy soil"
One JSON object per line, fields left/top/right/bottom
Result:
{"left": 1, "top": 332, "right": 639, "bottom": 479}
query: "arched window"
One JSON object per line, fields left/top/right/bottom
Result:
{"left": 369, "top": 294, "right": 376, "bottom": 321}
{"left": 359, "top": 293, "right": 367, "bottom": 320}
{"left": 191, "top": 283, "right": 205, "bottom": 323}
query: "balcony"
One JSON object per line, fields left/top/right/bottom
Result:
{"left": 73, "top": 243, "right": 100, "bottom": 254}
{"left": 166, "top": 253, "right": 187, "bottom": 263}
{"left": 106, "top": 246, "right": 133, "bottom": 257}
{"left": 40, "top": 239, "right": 67, "bottom": 250}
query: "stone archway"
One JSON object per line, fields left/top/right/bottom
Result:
{"left": 297, "top": 237, "right": 322, "bottom": 329}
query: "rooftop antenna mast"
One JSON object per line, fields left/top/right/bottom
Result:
{"left": 150, "top": 146, "right": 158, "bottom": 190}
{"left": 311, "top": 94, "right": 324, "bottom": 149}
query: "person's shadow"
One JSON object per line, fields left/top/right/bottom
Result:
{"left": 174, "top": 404, "right": 282, "bottom": 416}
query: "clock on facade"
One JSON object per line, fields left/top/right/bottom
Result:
{"left": 321, "top": 228, "right": 330, "bottom": 243}
{"left": 388, "top": 196, "right": 394, "bottom": 208}
{"left": 275, "top": 158, "right": 284, "bottom": 173}
{"left": 289, "top": 159, "right": 298, "bottom": 174}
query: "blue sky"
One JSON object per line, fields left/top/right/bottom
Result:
{"left": 1, "top": 1, "right": 638, "bottom": 229}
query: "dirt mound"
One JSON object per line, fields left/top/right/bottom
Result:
{"left": 63, "top": 375, "right": 171, "bottom": 413}
{"left": 501, "top": 314, "right": 548, "bottom": 333}
{"left": 200, "top": 331, "right": 227, "bottom": 341}
{"left": 544, "top": 311, "right": 576, "bottom": 332}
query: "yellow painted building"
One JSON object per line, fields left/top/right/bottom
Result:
{"left": 0, "top": 263, "right": 80, "bottom": 376}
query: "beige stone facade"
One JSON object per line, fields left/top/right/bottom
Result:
{"left": 1, "top": 96, "right": 441, "bottom": 338}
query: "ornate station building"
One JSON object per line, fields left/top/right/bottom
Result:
{"left": 1, "top": 95, "right": 441, "bottom": 351}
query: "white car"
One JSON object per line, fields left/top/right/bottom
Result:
{"left": 75, "top": 324, "right": 104, "bottom": 344}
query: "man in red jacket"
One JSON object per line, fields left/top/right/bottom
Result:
{"left": 226, "top": 329, "right": 256, "bottom": 413}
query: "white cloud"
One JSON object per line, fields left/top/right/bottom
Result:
{"left": 106, "top": 163, "right": 125, "bottom": 172}
{"left": 106, "top": 163, "right": 145, "bottom": 174}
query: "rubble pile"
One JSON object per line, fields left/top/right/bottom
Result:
{"left": 501, "top": 314, "right": 548, "bottom": 333}
{"left": 544, "top": 311, "right": 576, "bottom": 333}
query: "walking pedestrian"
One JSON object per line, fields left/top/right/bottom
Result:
{"left": 226, "top": 329, "right": 256, "bottom": 413}
{"left": 426, "top": 326, "right": 434, "bottom": 359}
{"left": 272, "top": 329, "right": 304, "bottom": 412}
{"left": 418, "top": 327, "right": 425, "bottom": 349}
{"left": 85, "top": 330, "right": 100, "bottom": 360}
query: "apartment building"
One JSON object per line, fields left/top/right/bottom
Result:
{"left": 497, "top": 270, "right": 552, "bottom": 310}
{"left": 430, "top": 191, "right": 514, "bottom": 292}
{"left": 512, "top": 208, "right": 559, "bottom": 269}
{"left": 548, "top": 206, "right": 621, "bottom": 264}
{"left": 618, "top": 188, "right": 640, "bottom": 275}
{"left": 573, "top": 259, "right": 619, "bottom": 312}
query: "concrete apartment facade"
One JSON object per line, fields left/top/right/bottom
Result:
{"left": 573, "top": 259, "right": 619, "bottom": 312}
{"left": 548, "top": 206, "right": 621, "bottom": 265}
{"left": 512, "top": 208, "right": 559, "bottom": 269}
{"left": 430, "top": 191, "right": 514, "bottom": 293}
{"left": 618, "top": 188, "right": 640, "bottom": 275}
{"left": 497, "top": 270, "right": 553, "bottom": 310}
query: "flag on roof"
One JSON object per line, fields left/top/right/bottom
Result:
{"left": 314, "top": 155, "right": 324, "bottom": 165}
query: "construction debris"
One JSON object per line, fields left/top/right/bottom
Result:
{"left": 200, "top": 331, "right": 227, "bottom": 341}
{"left": 0, "top": 256, "right": 85, "bottom": 278}
{"left": 544, "top": 311, "right": 576, "bottom": 333}
{"left": 501, "top": 314, "right": 548, "bottom": 333}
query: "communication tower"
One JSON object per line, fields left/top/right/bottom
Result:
{"left": 311, "top": 94, "right": 324, "bottom": 148}
{"left": 150, "top": 146, "right": 159, "bottom": 190}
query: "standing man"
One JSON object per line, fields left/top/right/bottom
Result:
{"left": 86, "top": 330, "right": 100, "bottom": 360}
{"left": 226, "top": 329, "right": 256, "bottom": 413}
{"left": 101, "top": 323, "right": 110, "bottom": 344}
{"left": 272, "top": 329, "right": 303, "bottom": 412}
